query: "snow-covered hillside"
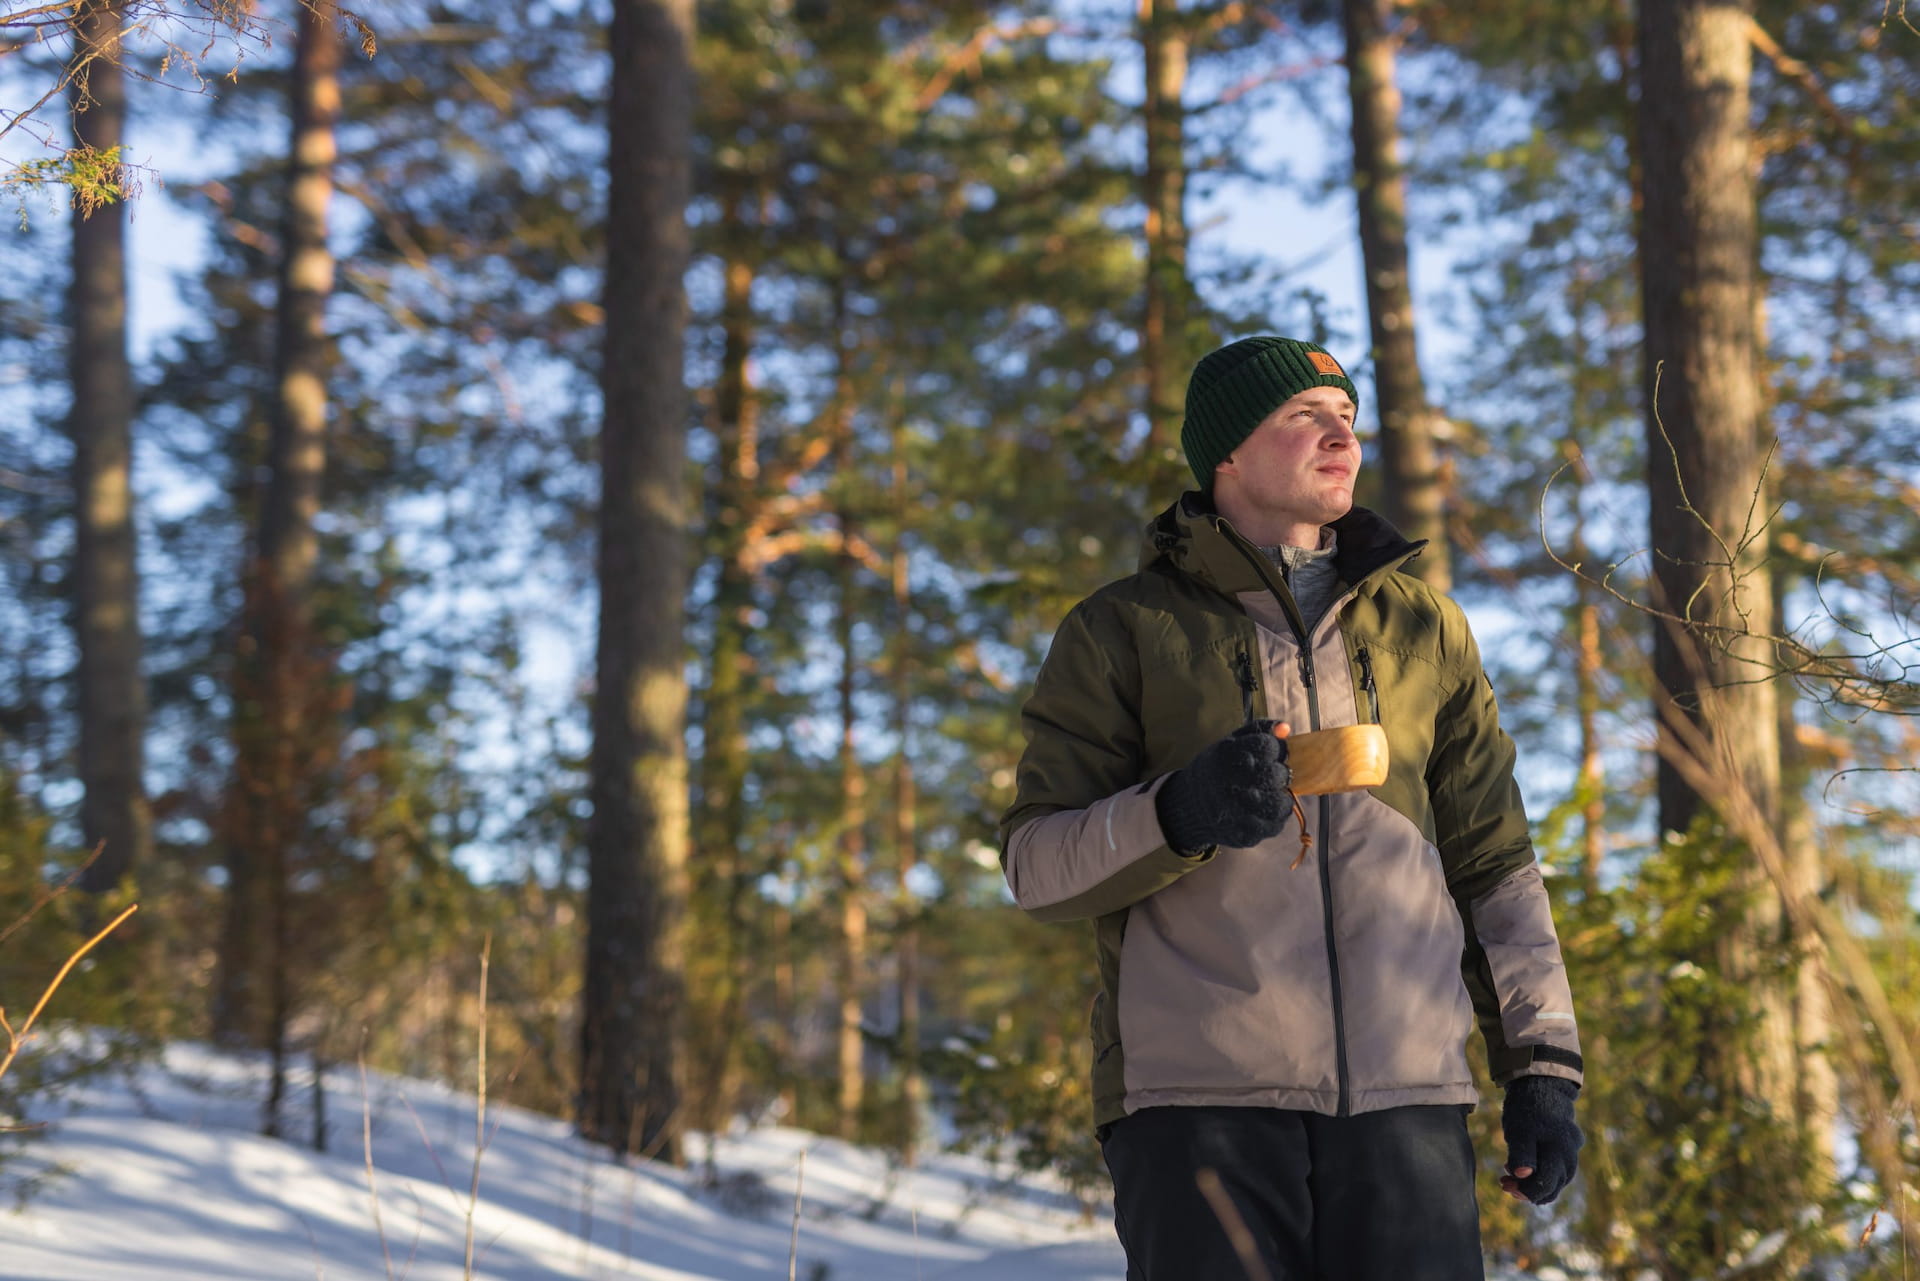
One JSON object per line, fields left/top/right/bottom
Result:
{"left": 0, "top": 1043, "right": 1124, "bottom": 1280}
{"left": 0, "top": 1042, "right": 1574, "bottom": 1279}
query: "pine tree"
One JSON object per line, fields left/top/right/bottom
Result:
{"left": 1138, "top": 0, "right": 1200, "bottom": 496}
{"left": 1341, "top": 0, "right": 1449, "bottom": 585}
{"left": 1637, "top": 11, "right": 1805, "bottom": 1258}
{"left": 1402, "top": 0, "right": 1920, "bottom": 1267}
{"left": 212, "top": 1, "right": 346, "bottom": 1144}
{"left": 65, "top": 0, "right": 152, "bottom": 894}
{"left": 582, "top": 0, "right": 695, "bottom": 1165}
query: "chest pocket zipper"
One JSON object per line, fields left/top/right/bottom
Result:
{"left": 1234, "top": 649, "right": 1258, "bottom": 724}
{"left": 1356, "top": 646, "right": 1380, "bottom": 723}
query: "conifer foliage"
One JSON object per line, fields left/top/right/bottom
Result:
{"left": 1, "top": 2, "right": 1919, "bottom": 1274}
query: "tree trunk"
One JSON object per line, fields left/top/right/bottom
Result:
{"left": 889, "top": 439, "right": 922, "bottom": 1163}
{"left": 1342, "top": 0, "right": 1449, "bottom": 588}
{"left": 772, "top": 888, "right": 797, "bottom": 1122}
{"left": 1139, "top": 0, "right": 1195, "bottom": 495}
{"left": 1772, "top": 574, "right": 1838, "bottom": 1185}
{"left": 1560, "top": 436, "right": 1605, "bottom": 893}
{"left": 835, "top": 567, "right": 869, "bottom": 1142}
{"left": 1637, "top": 0, "right": 1799, "bottom": 1245}
{"left": 67, "top": 0, "right": 151, "bottom": 896}
{"left": 1638, "top": 0, "right": 1776, "bottom": 840}
{"left": 582, "top": 0, "right": 694, "bottom": 1166}
{"left": 832, "top": 374, "right": 868, "bottom": 1140}
{"left": 1565, "top": 279, "right": 1605, "bottom": 893}
{"left": 691, "top": 245, "right": 758, "bottom": 1137}
{"left": 213, "top": 1, "right": 342, "bottom": 1070}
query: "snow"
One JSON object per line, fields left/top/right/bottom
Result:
{"left": 0, "top": 1041, "right": 1563, "bottom": 1279}
{"left": 0, "top": 1042, "right": 1124, "bottom": 1280}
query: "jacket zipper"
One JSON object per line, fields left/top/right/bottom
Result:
{"left": 1356, "top": 645, "right": 1380, "bottom": 723}
{"left": 1221, "top": 532, "right": 1351, "bottom": 1116}
{"left": 1234, "top": 649, "right": 1257, "bottom": 724}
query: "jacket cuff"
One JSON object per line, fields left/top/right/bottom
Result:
{"left": 1495, "top": 1045, "right": 1585, "bottom": 1088}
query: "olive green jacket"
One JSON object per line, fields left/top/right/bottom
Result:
{"left": 999, "top": 495, "right": 1582, "bottom": 1128}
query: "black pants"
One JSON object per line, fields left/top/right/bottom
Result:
{"left": 1100, "top": 1105, "right": 1485, "bottom": 1281}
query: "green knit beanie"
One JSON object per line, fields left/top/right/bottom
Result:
{"left": 1180, "top": 336, "right": 1360, "bottom": 491}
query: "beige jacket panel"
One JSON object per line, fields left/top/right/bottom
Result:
{"left": 1002, "top": 774, "right": 1199, "bottom": 923}
{"left": 1471, "top": 863, "right": 1583, "bottom": 1084}
{"left": 1117, "top": 826, "right": 1339, "bottom": 1102}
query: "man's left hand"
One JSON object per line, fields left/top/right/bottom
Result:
{"left": 1499, "top": 1075, "right": 1582, "bottom": 1205}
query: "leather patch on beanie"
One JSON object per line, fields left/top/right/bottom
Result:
{"left": 1308, "top": 351, "right": 1345, "bottom": 377}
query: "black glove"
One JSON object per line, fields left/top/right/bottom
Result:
{"left": 1154, "top": 720, "right": 1293, "bottom": 853}
{"left": 1501, "top": 1075, "right": 1582, "bottom": 1205}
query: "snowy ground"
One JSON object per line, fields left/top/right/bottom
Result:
{"left": 0, "top": 1042, "right": 1556, "bottom": 1279}
{"left": 1, "top": 1042, "right": 1124, "bottom": 1280}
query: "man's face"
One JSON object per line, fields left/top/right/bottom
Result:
{"left": 1213, "top": 386, "right": 1361, "bottom": 529}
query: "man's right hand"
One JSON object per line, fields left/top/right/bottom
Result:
{"left": 1154, "top": 720, "right": 1294, "bottom": 853}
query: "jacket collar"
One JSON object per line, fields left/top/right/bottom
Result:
{"left": 1139, "top": 491, "right": 1427, "bottom": 598}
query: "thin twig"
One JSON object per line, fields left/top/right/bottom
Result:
{"left": 1538, "top": 454, "right": 1916, "bottom": 717}
{"left": 0, "top": 903, "right": 137, "bottom": 1082}
{"left": 463, "top": 933, "right": 491, "bottom": 1281}
{"left": 789, "top": 1149, "right": 807, "bottom": 1281}
{"left": 0, "top": 842, "right": 105, "bottom": 949}
{"left": 294, "top": 1207, "right": 326, "bottom": 1280}
{"left": 358, "top": 1032, "right": 397, "bottom": 1281}
{"left": 1646, "top": 363, "right": 1760, "bottom": 627}
{"left": 396, "top": 1091, "right": 460, "bottom": 1205}
{"left": 907, "top": 17, "right": 1057, "bottom": 110}
{"left": 1194, "top": 1167, "right": 1271, "bottom": 1281}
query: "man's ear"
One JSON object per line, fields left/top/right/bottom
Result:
{"left": 1215, "top": 453, "right": 1237, "bottom": 480}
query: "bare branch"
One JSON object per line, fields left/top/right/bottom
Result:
{"left": 0, "top": 842, "right": 105, "bottom": 949}
{"left": 1, "top": 2, "right": 376, "bottom": 193}
{"left": 909, "top": 17, "right": 1058, "bottom": 113}
{"left": 1538, "top": 455, "right": 1920, "bottom": 719}
{"left": 0, "top": 904, "right": 139, "bottom": 1083}
{"left": 1746, "top": 16, "right": 1850, "bottom": 135}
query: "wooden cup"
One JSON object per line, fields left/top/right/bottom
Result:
{"left": 1281, "top": 724, "right": 1389, "bottom": 796}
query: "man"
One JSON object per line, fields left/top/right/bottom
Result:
{"left": 998, "top": 336, "right": 1583, "bottom": 1280}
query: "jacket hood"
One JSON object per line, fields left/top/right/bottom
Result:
{"left": 1138, "top": 491, "right": 1427, "bottom": 598}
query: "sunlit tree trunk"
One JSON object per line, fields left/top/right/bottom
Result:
{"left": 582, "top": 0, "right": 694, "bottom": 1166}
{"left": 691, "top": 242, "right": 758, "bottom": 1140}
{"left": 772, "top": 890, "right": 797, "bottom": 1122}
{"left": 831, "top": 344, "right": 868, "bottom": 1141}
{"left": 835, "top": 579, "right": 869, "bottom": 1142}
{"left": 1139, "top": 0, "right": 1196, "bottom": 494}
{"left": 1774, "top": 570, "right": 1838, "bottom": 1190}
{"left": 1637, "top": 0, "right": 1798, "bottom": 1246}
{"left": 1558, "top": 448, "right": 1607, "bottom": 893}
{"left": 214, "top": 4, "right": 341, "bottom": 1095}
{"left": 1565, "top": 275, "right": 1606, "bottom": 894}
{"left": 66, "top": 0, "right": 151, "bottom": 895}
{"left": 1342, "top": 0, "right": 1448, "bottom": 586}
{"left": 889, "top": 434, "right": 922, "bottom": 1162}
{"left": 1555, "top": 268, "right": 1625, "bottom": 1266}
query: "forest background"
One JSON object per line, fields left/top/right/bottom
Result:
{"left": 2, "top": 0, "right": 1918, "bottom": 1277}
